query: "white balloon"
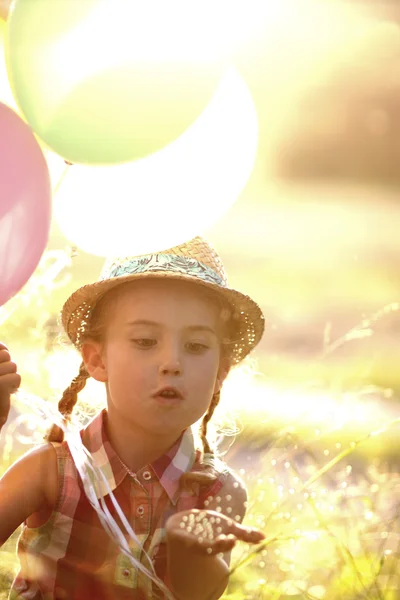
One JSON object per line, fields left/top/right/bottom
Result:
{"left": 54, "top": 67, "right": 258, "bottom": 257}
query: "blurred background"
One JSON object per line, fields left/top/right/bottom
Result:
{"left": 1, "top": 1, "right": 400, "bottom": 598}
{"left": 2, "top": 0, "right": 400, "bottom": 442}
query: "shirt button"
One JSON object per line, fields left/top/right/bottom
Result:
{"left": 137, "top": 504, "right": 145, "bottom": 516}
{"left": 143, "top": 470, "right": 152, "bottom": 481}
{"left": 122, "top": 568, "right": 131, "bottom": 578}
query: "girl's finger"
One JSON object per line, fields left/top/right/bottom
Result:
{"left": 220, "top": 517, "right": 265, "bottom": 543}
{"left": 0, "top": 361, "right": 17, "bottom": 376}
{"left": 201, "top": 510, "right": 265, "bottom": 542}
{"left": 0, "top": 349, "right": 11, "bottom": 363}
{"left": 0, "top": 372, "right": 21, "bottom": 391}
{"left": 0, "top": 394, "right": 10, "bottom": 428}
{"left": 234, "top": 526, "right": 265, "bottom": 544}
{"left": 213, "top": 533, "right": 237, "bottom": 551}
{"left": 169, "top": 529, "right": 236, "bottom": 556}
{"left": 203, "top": 529, "right": 264, "bottom": 556}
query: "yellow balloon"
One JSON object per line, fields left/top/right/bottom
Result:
{"left": 6, "top": 0, "right": 232, "bottom": 165}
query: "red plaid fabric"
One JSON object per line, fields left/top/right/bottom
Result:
{"left": 10, "top": 409, "right": 230, "bottom": 599}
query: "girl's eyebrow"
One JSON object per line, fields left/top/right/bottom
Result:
{"left": 125, "top": 319, "right": 217, "bottom": 336}
{"left": 125, "top": 319, "right": 159, "bottom": 328}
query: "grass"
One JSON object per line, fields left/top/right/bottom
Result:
{"left": 0, "top": 533, "right": 20, "bottom": 600}
{"left": 221, "top": 416, "right": 400, "bottom": 600}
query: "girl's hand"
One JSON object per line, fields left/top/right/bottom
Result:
{"left": 0, "top": 343, "right": 20, "bottom": 430}
{"left": 165, "top": 509, "right": 265, "bottom": 556}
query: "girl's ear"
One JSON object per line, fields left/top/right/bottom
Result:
{"left": 81, "top": 342, "right": 108, "bottom": 382}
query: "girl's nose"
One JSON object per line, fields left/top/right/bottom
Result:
{"left": 160, "top": 364, "right": 181, "bottom": 376}
{"left": 159, "top": 345, "right": 182, "bottom": 376}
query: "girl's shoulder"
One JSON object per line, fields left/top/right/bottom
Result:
{"left": 11, "top": 442, "right": 59, "bottom": 505}
{"left": 26, "top": 442, "right": 62, "bottom": 528}
{"left": 202, "top": 464, "right": 248, "bottom": 521}
{"left": 192, "top": 454, "right": 247, "bottom": 508}
{"left": 212, "top": 463, "right": 247, "bottom": 500}
{"left": 0, "top": 442, "right": 59, "bottom": 542}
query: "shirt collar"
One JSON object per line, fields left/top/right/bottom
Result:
{"left": 80, "top": 409, "right": 197, "bottom": 505}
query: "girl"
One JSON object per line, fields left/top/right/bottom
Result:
{"left": 0, "top": 236, "right": 266, "bottom": 600}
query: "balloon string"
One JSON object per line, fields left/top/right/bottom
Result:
{"left": 11, "top": 390, "right": 177, "bottom": 600}
{"left": 52, "top": 161, "right": 71, "bottom": 197}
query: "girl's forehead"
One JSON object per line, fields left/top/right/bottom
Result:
{"left": 110, "top": 279, "right": 219, "bottom": 321}
{"left": 116, "top": 278, "right": 206, "bottom": 299}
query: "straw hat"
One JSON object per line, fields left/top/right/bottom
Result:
{"left": 61, "top": 236, "right": 265, "bottom": 364}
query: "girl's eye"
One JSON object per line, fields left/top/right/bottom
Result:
{"left": 132, "top": 338, "right": 157, "bottom": 348}
{"left": 186, "top": 342, "right": 209, "bottom": 353}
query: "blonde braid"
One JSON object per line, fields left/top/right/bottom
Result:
{"left": 200, "top": 390, "right": 221, "bottom": 455}
{"left": 46, "top": 361, "right": 90, "bottom": 443}
{"left": 179, "top": 390, "right": 222, "bottom": 493}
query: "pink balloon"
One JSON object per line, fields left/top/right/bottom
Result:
{"left": 0, "top": 102, "right": 51, "bottom": 306}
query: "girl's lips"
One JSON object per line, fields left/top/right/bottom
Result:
{"left": 152, "top": 386, "right": 184, "bottom": 400}
{"left": 153, "top": 394, "right": 183, "bottom": 406}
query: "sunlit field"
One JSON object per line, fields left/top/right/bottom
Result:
{"left": 2, "top": 0, "right": 400, "bottom": 598}
{"left": 1, "top": 228, "right": 399, "bottom": 599}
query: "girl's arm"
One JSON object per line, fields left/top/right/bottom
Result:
{"left": 0, "top": 444, "right": 58, "bottom": 546}
{"left": 166, "top": 474, "right": 263, "bottom": 600}
{"left": 166, "top": 532, "right": 230, "bottom": 600}
{"left": 0, "top": 342, "right": 54, "bottom": 545}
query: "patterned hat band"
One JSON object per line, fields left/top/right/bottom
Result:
{"left": 102, "top": 254, "right": 226, "bottom": 287}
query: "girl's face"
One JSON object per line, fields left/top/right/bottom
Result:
{"left": 83, "top": 279, "right": 230, "bottom": 438}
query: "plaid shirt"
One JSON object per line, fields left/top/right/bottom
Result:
{"left": 10, "top": 409, "right": 230, "bottom": 600}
